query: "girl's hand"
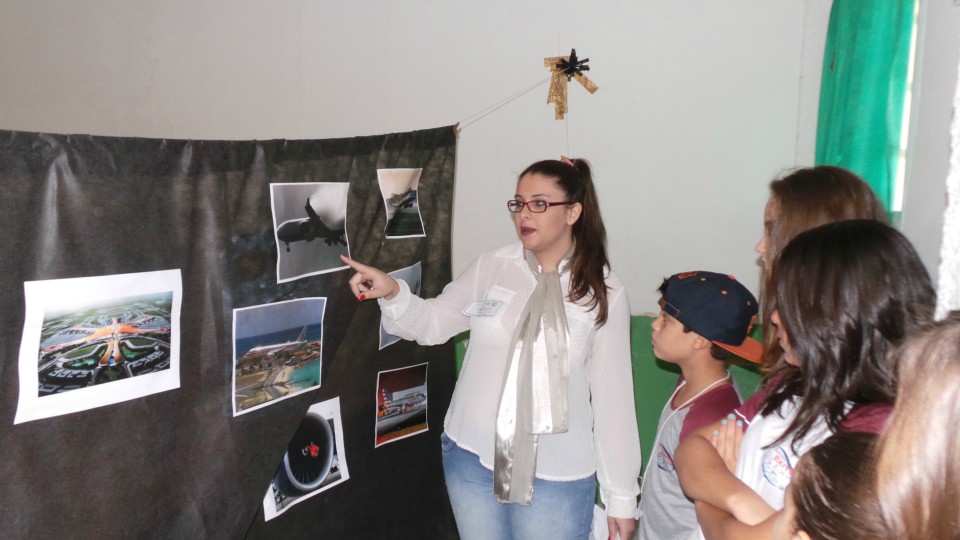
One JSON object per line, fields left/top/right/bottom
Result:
{"left": 710, "top": 414, "right": 744, "bottom": 474}
{"left": 340, "top": 255, "right": 400, "bottom": 301}
{"left": 606, "top": 515, "right": 637, "bottom": 540}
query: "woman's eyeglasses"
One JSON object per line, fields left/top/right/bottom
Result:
{"left": 506, "top": 200, "right": 573, "bottom": 213}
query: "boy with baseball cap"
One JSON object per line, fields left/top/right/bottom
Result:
{"left": 637, "top": 271, "right": 762, "bottom": 540}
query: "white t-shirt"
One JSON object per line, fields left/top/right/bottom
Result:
{"left": 638, "top": 379, "right": 741, "bottom": 540}
{"left": 733, "top": 397, "right": 833, "bottom": 509}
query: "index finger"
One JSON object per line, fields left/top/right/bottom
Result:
{"left": 339, "top": 254, "right": 366, "bottom": 271}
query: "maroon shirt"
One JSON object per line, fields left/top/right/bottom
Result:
{"left": 736, "top": 385, "right": 891, "bottom": 434}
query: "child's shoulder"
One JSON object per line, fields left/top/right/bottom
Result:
{"left": 841, "top": 402, "right": 893, "bottom": 434}
{"left": 687, "top": 381, "right": 741, "bottom": 416}
{"left": 678, "top": 381, "right": 741, "bottom": 441}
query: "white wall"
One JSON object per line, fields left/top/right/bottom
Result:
{"left": 901, "top": 0, "right": 960, "bottom": 284}
{"left": 0, "top": 1, "right": 834, "bottom": 313}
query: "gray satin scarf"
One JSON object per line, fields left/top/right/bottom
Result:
{"left": 494, "top": 250, "right": 571, "bottom": 505}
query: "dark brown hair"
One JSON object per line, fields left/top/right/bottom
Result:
{"left": 791, "top": 432, "right": 888, "bottom": 540}
{"left": 760, "top": 166, "right": 888, "bottom": 376}
{"left": 519, "top": 158, "right": 610, "bottom": 325}
{"left": 761, "top": 220, "right": 935, "bottom": 449}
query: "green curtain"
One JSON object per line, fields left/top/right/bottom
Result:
{"left": 815, "top": 0, "right": 915, "bottom": 210}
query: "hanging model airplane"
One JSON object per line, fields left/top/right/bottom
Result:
{"left": 276, "top": 197, "right": 346, "bottom": 251}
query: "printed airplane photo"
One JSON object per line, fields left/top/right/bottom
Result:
{"left": 270, "top": 182, "right": 350, "bottom": 283}
{"left": 377, "top": 168, "right": 426, "bottom": 239}
{"left": 233, "top": 297, "right": 325, "bottom": 416}
{"left": 379, "top": 261, "right": 422, "bottom": 350}
{"left": 375, "top": 362, "right": 429, "bottom": 447}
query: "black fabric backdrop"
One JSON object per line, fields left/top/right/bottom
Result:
{"left": 0, "top": 126, "right": 460, "bottom": 539}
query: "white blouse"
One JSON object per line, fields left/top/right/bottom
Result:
{"left": 379, "top": 242, "right": 641, "bottom": 518}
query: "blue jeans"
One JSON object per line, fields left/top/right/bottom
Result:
{"left": 441, "top": 432, "right": 595, "bottom": 540}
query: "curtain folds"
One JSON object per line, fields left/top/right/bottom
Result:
{"left": 0, "top": 126, "right": 460, "bottom": 539}
{"left": 815, "top": 0, "right": 916, "bottom": 210}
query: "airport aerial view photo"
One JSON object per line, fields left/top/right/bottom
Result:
{"left": 36, "top": 292, "right": 173, "bottom": 396}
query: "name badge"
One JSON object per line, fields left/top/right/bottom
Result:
{"left": 463, "top": 300, "right": 503, "bottom": 317}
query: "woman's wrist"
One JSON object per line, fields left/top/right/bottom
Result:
{"left": 383, "top": 278, "right": 400, "bottom": 300}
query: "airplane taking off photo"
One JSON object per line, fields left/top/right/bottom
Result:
{"left": 387, "top": 189, "right": 417, "bottom": 209}
{"left": 377, "top": 169, "right": 426, "bottom": 239}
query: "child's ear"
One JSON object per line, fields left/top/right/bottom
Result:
{"left": 691, "top": 334, "right": 711, "bottom": 350}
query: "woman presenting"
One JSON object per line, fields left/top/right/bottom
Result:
{"left": 341, "top": 158, "right": 640, "bottom": 540}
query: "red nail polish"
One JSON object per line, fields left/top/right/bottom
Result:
{"left": 358, "top": 294, "right": 366, "bottom": 302}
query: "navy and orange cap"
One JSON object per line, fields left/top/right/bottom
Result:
{"left": 661, "top": 271, "right": 763, "bottom": 364}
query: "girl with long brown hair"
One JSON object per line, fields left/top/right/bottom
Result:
{"left": 754, "top": 165, "right": 888, "bottom": 375}
{"left": 755, "top": 166, "right": 887, "bottom": 269}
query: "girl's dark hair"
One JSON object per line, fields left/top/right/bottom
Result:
{"left": 761, "top": 219, "right": 935, "bottom": 449}
{"left": 520, "top": 158, "right": 610, "bottom": 325}
{"left": 760, "top": 166, "right": 887, "bottom": 376}
{"left": 791, "top": 432, "right": 888, "bottom": 540}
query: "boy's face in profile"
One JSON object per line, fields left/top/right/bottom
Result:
{"left": 650, "top": 305, "right": 699, "bottom": 364}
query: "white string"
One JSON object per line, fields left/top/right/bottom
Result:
{"left": 457, "top": 76, "right": 552, "bottom": 132}
{"left": 639, "top": 373, "right": 732, "bottom": 494}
